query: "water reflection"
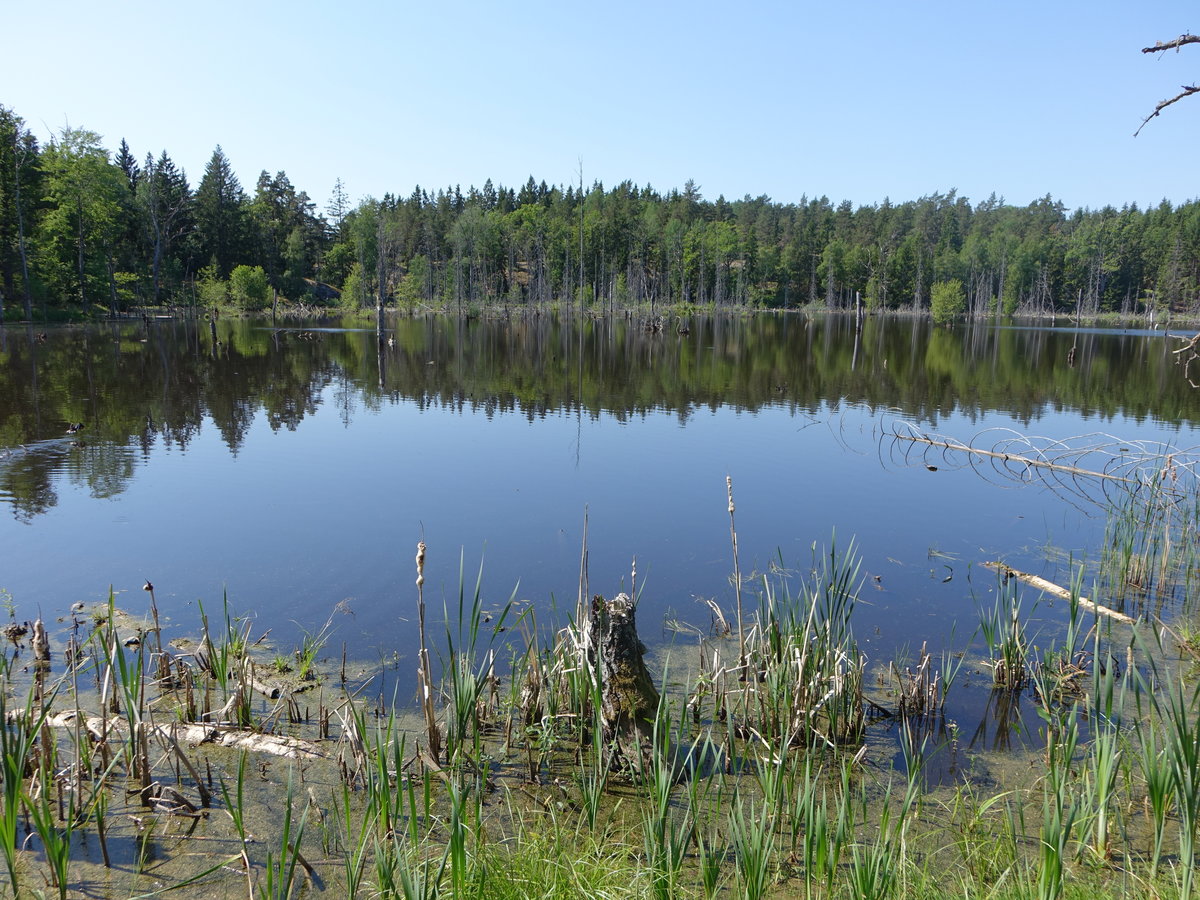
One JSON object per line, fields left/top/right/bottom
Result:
{"left": 2, "top": 314, "right": 1196, "bottom": 508}
{"left": 0, "top": 312, "right": 1197, "bottom": 713}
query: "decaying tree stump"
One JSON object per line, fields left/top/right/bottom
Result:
{"left": 588, "top": 592, "right": 663, "bottom": 775}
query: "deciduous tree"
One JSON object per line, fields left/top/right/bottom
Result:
{"left": 0, "top": 106, "right": 40, "bottom": 319}
{"left": 37, "top": 127, "right": 124, "bottom": 309}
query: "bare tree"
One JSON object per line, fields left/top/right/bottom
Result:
{"left": 1136, "top": 34, "right": 1200, "bottom": 135}
{"left": 1139, "top": 32, "right": 1200, "bottom": 383}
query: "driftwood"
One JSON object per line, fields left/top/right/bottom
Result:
{"left": 983, "top": 562, "right": 1136, "bottom": 625}
{"left": 45, "top": 710, "right": 326, "bottom": 760}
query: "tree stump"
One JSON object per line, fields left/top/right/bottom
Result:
{"left": 589, "top": 592, "right": 661, "bottom": 775}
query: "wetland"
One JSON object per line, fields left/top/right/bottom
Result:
{"left": 2, "top": 310, "right": 1200, "bottom": 898}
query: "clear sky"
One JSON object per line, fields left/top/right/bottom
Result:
{"left": 4, "top": 1, "right": 1198, "bottom": 215}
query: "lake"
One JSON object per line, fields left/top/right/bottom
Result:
{"left": 1, "top": 312, "right": 1197, "bottom": 734}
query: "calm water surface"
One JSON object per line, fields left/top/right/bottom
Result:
{"left": 1, "top": 313, "right": 1197, "bottom": 733}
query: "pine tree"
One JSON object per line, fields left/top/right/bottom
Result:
{"left": 194, "top": 146, "right": 246, "bottom": 278}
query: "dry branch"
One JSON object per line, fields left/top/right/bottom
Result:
{"left": 1173, "top": 331, "right": 1200, "bottom": 387}
{"left": 1142, "top": 34, "right": 1200, "bottom": 53}
{"left": 1136, "top": 84, "right": 1200, "bottom": 136}
{"left": 982, "top": 562, "right": 1135, "bottom": 624}
{"left": 892, "top": 433, "right": 1138, "bottom": 484}
{"left": 1136, "top": 34, "right": 1200, "bottom": 136}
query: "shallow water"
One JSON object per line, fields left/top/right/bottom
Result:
{"left": 1, "top": 312, "right": 1196, "bottom": 734}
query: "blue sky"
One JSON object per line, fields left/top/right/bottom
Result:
{"left": 4, "top": 1, "right": 1198, "bottom": 214}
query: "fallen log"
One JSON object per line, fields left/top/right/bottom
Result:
{"left": 45, "top": 711, "right": 326, "bottom": 760}
{"left": 982, "top": 562, "right": 1136, "bottom": 625}
{"left": 894, "top": 433, "right": 1138, "bottom": 484}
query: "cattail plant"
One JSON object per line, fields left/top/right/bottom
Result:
{"left": 415, "top": 540, "right": 442, "bottom": 763}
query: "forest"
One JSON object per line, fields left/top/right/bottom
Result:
{"left": 2, "top": 102, "right": 1199, "bottom": 322}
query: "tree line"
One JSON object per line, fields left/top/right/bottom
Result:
{"left": 4, "top": 314, "right": 1194, "bottom": 519}
{"left": 2, "top": 103, "right": 1199, "bottom": 321}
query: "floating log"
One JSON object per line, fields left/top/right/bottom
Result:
{"left": 983, "top": 562, "right": 1136, "bottom": 624}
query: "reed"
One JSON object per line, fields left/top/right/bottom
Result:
{"left": 727, "top": 475, "right": 746, "bottom": 666}
{"left": 256, "top": 772, "right": 310, "bottom": 900}
{"left": 293, "top": 615, "right": 333, "bottom": 683}
{"left": 447, "top": 780, "right": 469, "bottom": 897}
{"left": 197, "top": 591, "right": 255, "bottom": 726}
{"left": 382, "top": 769, "right": 450, "bottom": 900}
{"left": 978, "top": 581, "right": 1029, "bottom": 691}
{"left": 7, "top": 467, "right": 1200, "bottom": 899}
{"left": 946, "top": 784, "right": 1022, "bottom": 887}
{"left": 791, "top": 753, "right": 829, "bottom": 893}
{"left": 723, "top": 536, "right": 866, "bottom": 750}
{"left": 694, "top": 821, "right": 726, "bottom": 899}
{"left": 375, "top": 832, "right": 446, "bottom": 900}
{"left": 684, "top": 737, "right": 728, "bottom": 898}
{"left": 1134, "top": 711, "right": 1173, "bottom": 881}
{"left": 442, "top": 551, "right": 514, "bottom": 766}
{"left": 220, "top": 750, "right": 255, "bottom": 897}
{"left": 414, "top": 540, "right": 442, "bottom": 764}
{"left": 1083, "top": 631, "right": 1125, "bottom": 863}
{"left": 1160, "top": 676, "right": 1200, "bottom": 900}
{"left": 25, "top": 759, "right": 73, "bottom": 900}
{"left": 0, "top": 655, "right": 55, "bottom": 897}
{"left": 329, "top": 783, "right": 373, "bottom": 898}
{"left": 1037, "top": 707, "right": 1080, "bottom": 900}
{"left": 727, "top": 794, "right": 775, "bottom": 900}
{"left": 93, "top": 591, "right": 156, "bottom": 802}
{"left": 636, "top": 697, "right": 692, "bottom": 900}
{"left": 357, "top": 707, "right": 409, "bottom": 842}
{"left": 575, "top": 644, "right": 608, "bottom": 830}
{"left": 847, "top": 733, "right": 922, "bottom": 900}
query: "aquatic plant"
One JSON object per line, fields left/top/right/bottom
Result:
{"left": 727, "top": 794, "right": 775, "bottom": 900}
{"left": 257, "top": 772, "right": 310, "bottom": 900}
{"left": 0, "top": 655, "right": 54, "bottom": 897}
{"left": 978, "top": 580, "right": 1030, "bottom": 691}
{"left": 441, "top": 551, "right": 514, "bottom": 766}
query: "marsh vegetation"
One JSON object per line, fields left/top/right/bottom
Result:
{"left": 3, "top": 459, "right": 1200, "bottom": 899}
{"left": 4, "top": 313, "right": 1200, "bottom": 897}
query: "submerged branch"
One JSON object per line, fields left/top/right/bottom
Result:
{"left": 982, "top": 562, "right": 1135, "bottom": 624}
{"left": 883, "top": 422, "right": 1198, "bottom": 513}
{"left": 891, "top": 432, "right": 1138, "bottom": 484}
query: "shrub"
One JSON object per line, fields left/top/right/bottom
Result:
{"left": 930, "top": 278, "right": 966, "bottom": 324}
{"left": 229, "top": 265, "right": 270, "bottom": 310}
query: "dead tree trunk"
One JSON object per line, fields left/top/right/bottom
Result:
{"left": 589, "top": 592, "right": 661, "bottom": 774}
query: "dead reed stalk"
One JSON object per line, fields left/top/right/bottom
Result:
{"left": 415, "top": 540, "right": 442, "bottom": 763}
{"left": 728, "top": 476, "right": 745, "bottom": 667}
